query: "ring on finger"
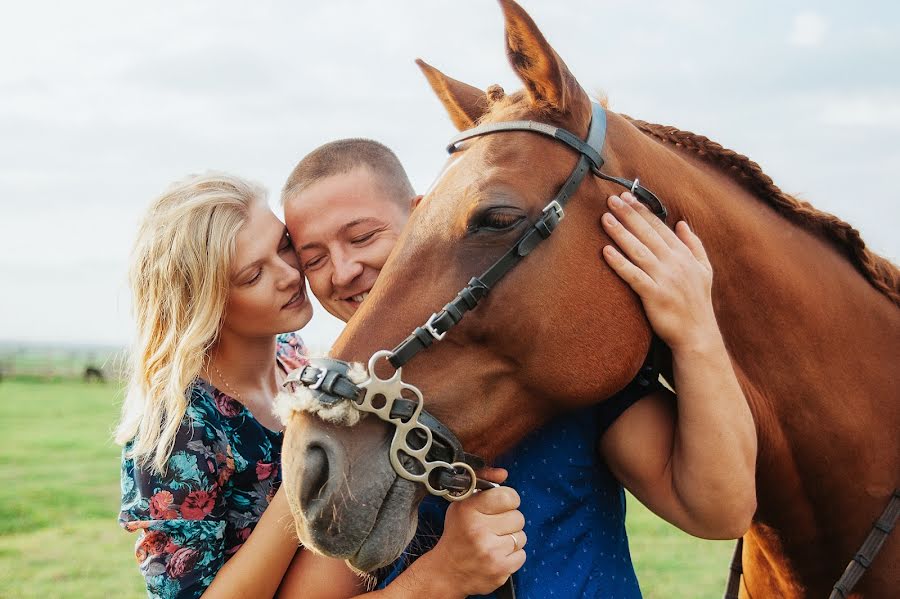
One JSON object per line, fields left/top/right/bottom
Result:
{"left": 507, "top": 532, "right": 519, "bottom": 552}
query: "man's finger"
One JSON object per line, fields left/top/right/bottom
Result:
{"left": 621, "top": 192, "right": 681, "bottom": 249}
{"left": 607, "top": 195, "right": 669, "bottom": 258}
{"left": 603, "top": 245, "right": 657, "bottom": 295}
{"left": 601, "top": 211, "right": 662, "bottom": 277}
{"left": 676, "top": 221, "right": 711, "bottom": 268}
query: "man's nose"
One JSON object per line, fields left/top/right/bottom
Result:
{"left": 331, "top": 255, "right": 364, "bottom": 290}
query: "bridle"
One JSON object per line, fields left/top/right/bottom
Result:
{"left": 283, "top": 102, "right": 667, "bottom": 501}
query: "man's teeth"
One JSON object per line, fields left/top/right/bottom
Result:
{"left": 351, "top": 292, "right": 370, "bottom": 303}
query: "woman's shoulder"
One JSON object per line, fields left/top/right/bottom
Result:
{"left": 276, "top": 331, "right": 309, "bottom": 371}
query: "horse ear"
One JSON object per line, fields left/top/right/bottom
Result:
{"left": 416, "top": 59, "right": 489, "bottom": 131}
{"left": 499, "top": 0, "right": 586, "bottom": 115}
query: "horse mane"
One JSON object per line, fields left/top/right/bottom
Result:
{"left": 626, "top": 117, "right": 900, "bottom": 307}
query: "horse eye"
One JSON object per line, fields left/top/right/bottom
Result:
{"left": 473, "top": 209, "right": 525, "bottom": 232}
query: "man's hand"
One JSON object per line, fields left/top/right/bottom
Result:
{"left": 597, "top": 192, "right": 757, "bottom": 539}
{"left": 601, "top": 192, "right": 720, "bottom": 353}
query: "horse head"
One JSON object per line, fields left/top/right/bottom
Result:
{"left": 281, "top": 0, "right": 659, "bottom": 571}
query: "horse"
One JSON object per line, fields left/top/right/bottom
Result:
{"left": 279, "top": 1, "right": 900, "bottom": 596}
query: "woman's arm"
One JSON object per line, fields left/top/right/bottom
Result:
{"left": 276, "top": 470, "right": 526, "bottom": 599}
{"left": 200, "top": 487, "right": 301, "bottom": 598}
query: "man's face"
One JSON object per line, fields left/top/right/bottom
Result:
{"left": 284, "top": 166, "right": 410, "bottom": 322}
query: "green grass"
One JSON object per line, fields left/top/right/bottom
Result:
{"left": 0, "top": 379, "right": 144, "bottom": 598}
{"left": 0, "top": 379, "right": 733, "bottom": 598}
{"left": 626, "top": 496, "right": 734, "bottom": 598}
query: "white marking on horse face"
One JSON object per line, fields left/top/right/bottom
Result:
{"left": 423, "top": 155, "right": 464, "bottom": 199}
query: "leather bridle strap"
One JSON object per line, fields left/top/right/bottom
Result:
{"left": 444, "top": 108, "right": 667, "bottom": 218}
{"left": 389, "top": 103, "right": 666, "bottom": 369}
{"left": 829, "top": 489, "right": 900, "bottom": 599}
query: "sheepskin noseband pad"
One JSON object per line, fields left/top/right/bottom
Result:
{"left": 275, "top": 357, "right": 368, "bottom": 426}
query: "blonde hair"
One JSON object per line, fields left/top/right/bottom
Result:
{"left": 115, "top": 172, "right": 266, "bottom": 473}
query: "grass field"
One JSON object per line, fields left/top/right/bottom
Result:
{"left": 0, "top": 379, "right": 734, "bottom": 598}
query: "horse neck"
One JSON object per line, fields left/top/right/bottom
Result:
{"left": 611, "top": 131, "right": 900, "bottom": 549}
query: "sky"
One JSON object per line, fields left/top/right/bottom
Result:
{"left": 1, "top": 0, "right": 898, "bottom": 349}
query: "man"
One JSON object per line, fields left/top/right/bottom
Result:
{"left": 282, "top": 139, "right": 756, "bottom": 597}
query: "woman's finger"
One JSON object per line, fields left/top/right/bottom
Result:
{"left": 602, "top": 245, "right": 656, "bottom": 295}
{"left": 487, "top": 510, "right": 526, "bottom": 535}
{"left": 503, "top": 530, "right": 528, "bottom": 555}
{"left": 476, "top": 467, "right": 508, "bottom": 485}
{"left": 466, "top": 485, "right": 521, "bottom": 515}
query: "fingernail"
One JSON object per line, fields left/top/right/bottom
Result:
{"left": 602, "top": 212, "right": 617, "bottom": 226}
{"left": 622, "top": 192, "right": 636, "bottom": 203}
{"left": 609, "top": 195, "right": 623, "bottom": 208}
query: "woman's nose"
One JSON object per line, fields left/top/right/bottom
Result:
{"left": 277, "top": 257, "right": 303, "bottom": 290}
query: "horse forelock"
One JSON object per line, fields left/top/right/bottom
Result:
{"left": 624, "top": 116, "right": 900, "bottom": 307}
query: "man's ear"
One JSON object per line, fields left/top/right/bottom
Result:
{"left": 410, "top": 194, "right": 424, "bottom": 211}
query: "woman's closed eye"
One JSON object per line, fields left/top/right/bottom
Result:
{"left": 245, "top": 269, "right": 263, "bottom": 285}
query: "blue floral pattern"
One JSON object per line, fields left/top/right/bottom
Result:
{"left": 119, "top": 333, "right": 307, "bottom": 598}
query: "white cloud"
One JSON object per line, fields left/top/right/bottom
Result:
{"left": 819, "top": 93, "right": 900, "bottom": 128}
{"left": 789, "top": 12, "right": 828, "bottom": 47}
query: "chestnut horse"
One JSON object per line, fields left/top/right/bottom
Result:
{"left": 281, "top": 1, "right": 900, "bottom": 596}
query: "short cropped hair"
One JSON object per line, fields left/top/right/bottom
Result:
{"left": 281, "top": 138, "right": 415, "bottom": 206}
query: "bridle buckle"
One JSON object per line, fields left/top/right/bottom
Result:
{"left": 425, "top": 312, "right": 448, "bottom": 341}
{"left": 542, "top": 199, "right": 565, "bottom": 222}
{"left": 630, "top": 178, "right": 640, "bottom": 194}
{"left": 308, "top": 367, "right": 328, "bottom": 391}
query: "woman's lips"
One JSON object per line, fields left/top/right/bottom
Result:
{"left": 282, "top": 287, "right": 307, "bottom": 310}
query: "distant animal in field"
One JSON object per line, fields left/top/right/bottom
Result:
{"left": 83, "top": 366, "right": 105, "bottom": 383}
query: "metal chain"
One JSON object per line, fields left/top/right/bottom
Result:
{"left": 210, "top": 361, "right": 244, "bottom": 402}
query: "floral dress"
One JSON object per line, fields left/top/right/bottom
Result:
{"left": 119, "top": 333, "right": 308, "bottom": 599}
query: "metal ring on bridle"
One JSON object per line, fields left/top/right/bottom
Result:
{"left": 359, "top": 351, "right": 479, "bottom": 501}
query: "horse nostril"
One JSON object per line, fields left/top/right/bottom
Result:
{"left": 300, "top": 443, "right": 331, "bottom": 513}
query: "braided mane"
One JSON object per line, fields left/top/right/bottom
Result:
{"left": 626, "top": 117, "right": 900, "bottom": 307}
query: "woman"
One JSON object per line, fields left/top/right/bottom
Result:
{"left": 115, "top": 173, "right": 524, "bottom": 598}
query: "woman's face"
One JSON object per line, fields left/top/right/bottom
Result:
{"left": 221, "top": 200, "right": 313, "bottom": 338}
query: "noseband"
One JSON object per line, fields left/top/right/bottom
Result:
{"left": 283, "top": 103, "right": 667, "bottom": 501}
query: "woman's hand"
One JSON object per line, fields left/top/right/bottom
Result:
{"left": 418, "top": 468, "right": 526, "bottom": 598}
{"left": 601, "top": 192, "right": 720, "bottom": 353}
